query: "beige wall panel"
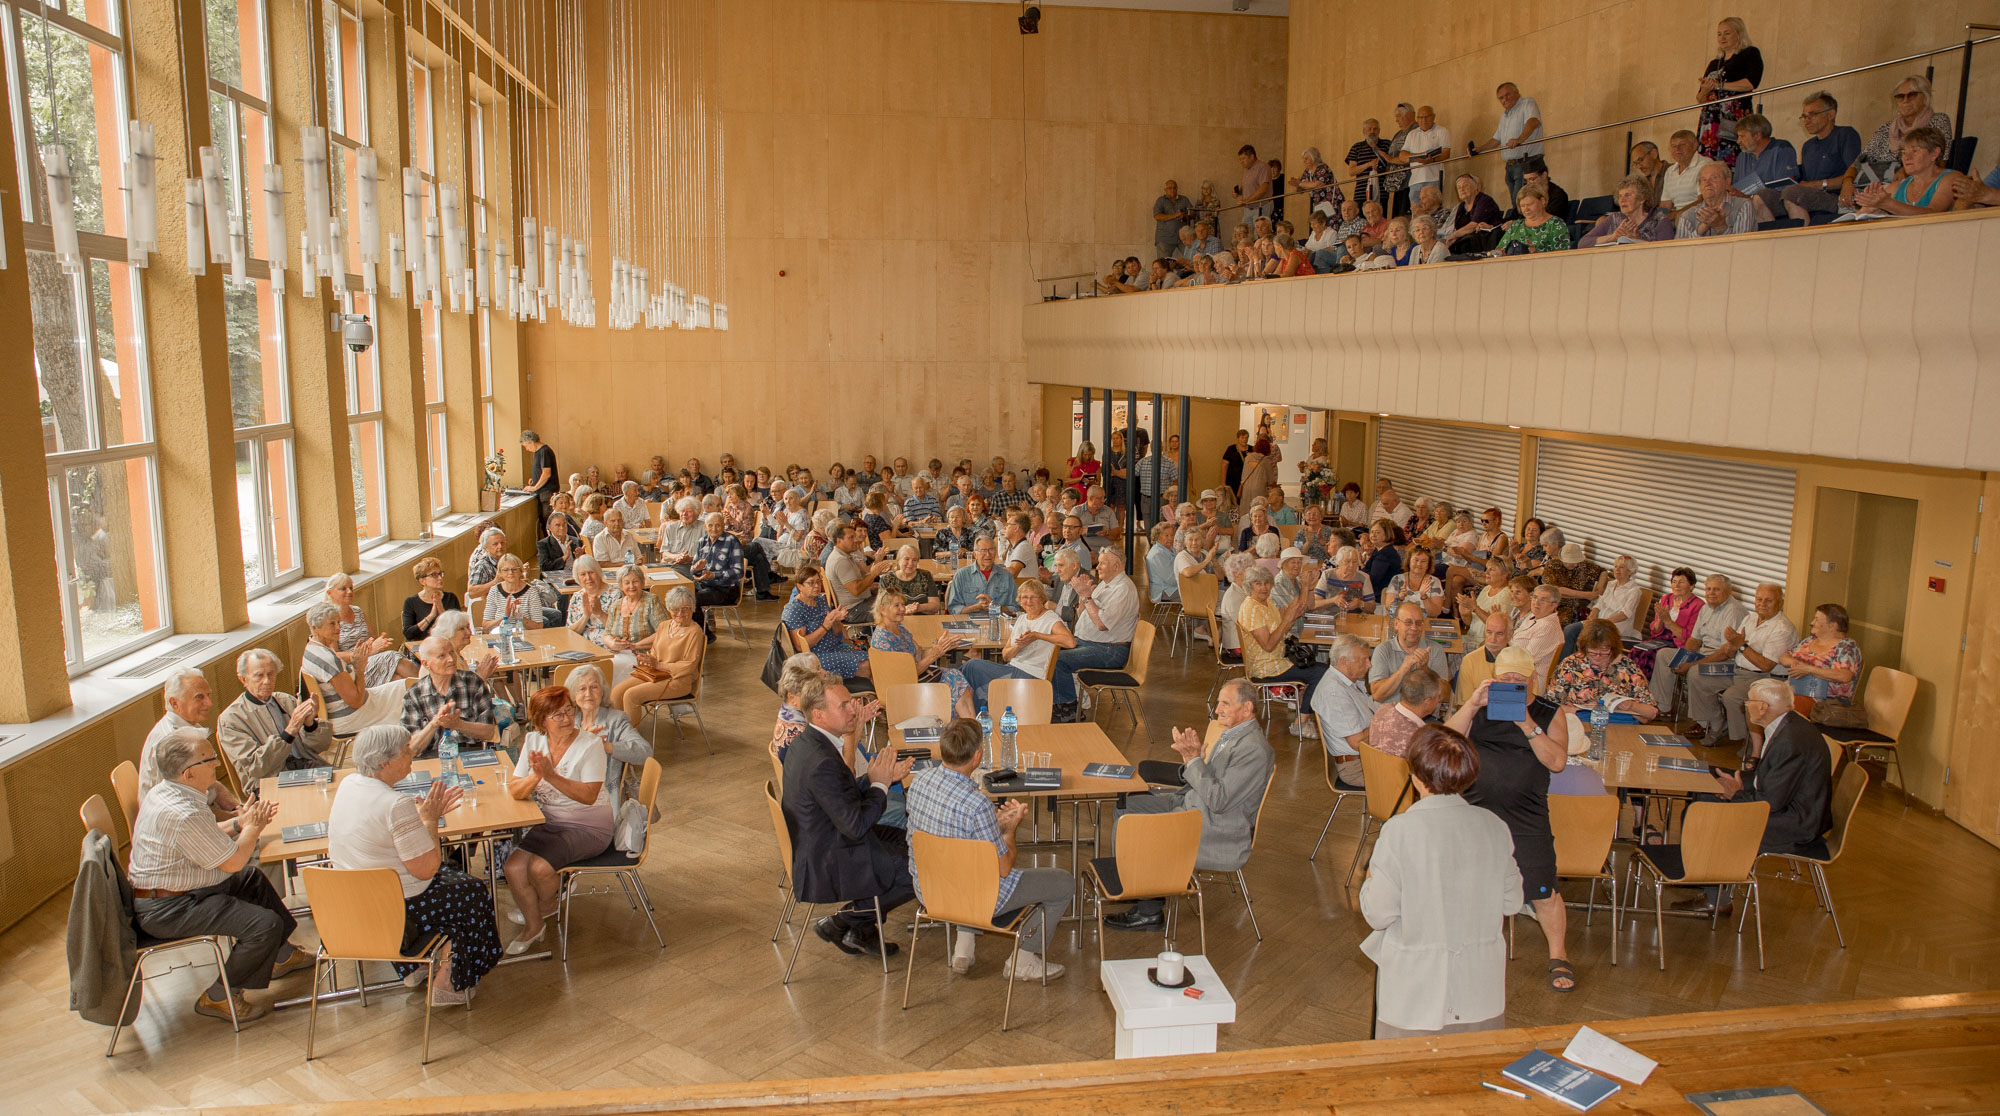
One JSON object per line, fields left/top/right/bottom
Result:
{"left": 1947, "top": 474, "right": 2000, "bottom": 848}
{"left": 1286, "top": 0, "right": 1997, "bottom": 204}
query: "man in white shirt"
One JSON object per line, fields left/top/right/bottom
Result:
{"left": 1398, "top": 105, "right": 1452, "bottom": 210}
{"left": 1658, "top": 128, "right": 1716, "bottom": 218}
{"left": 1470, "top": 81, "right": 1544, "bottom": 203}
{"left": 138, "top": 669, "right": 240, "bottom": 810}
{"left": 1307, "top": 635, "right": 1376, "bottom": 788}
{"left": 1367, "top": 479, "right": 1415, "bottom": 531}
{"left": 1510, "top": 585, "right": 1565, "bottom": 683}
{"left": 1649, "top": 573, "right": 1750, "bottom": 711}
{"left": 655, "top": 497, "right": 706, "bottom": 569}
{"left": 609, "top": 481, "right": 649, "bottom": 529}
{"left": 1050, "top": 548, "right": 1139, "bottom": 720}
{"left": 1689, "top": 582, "right": 1798, "bottom": 749}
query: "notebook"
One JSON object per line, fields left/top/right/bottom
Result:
{"left": 458, "top": 749, "right": 502, "bottom": 767}
{"left": 280, "top": 821, "right": 329, "bottom": 844}
{"left": 276, "top": 766, "right": 335, "bottom": 787}
{"left": 1686, "top": 1087, "right": 1829, "bottom": 1115}
{"left": 392, "top": 774, "right": 435, "bottom": 796}
{"left": 1698, "top": 662, "right": 1736, "bottom": 677}
{"left": 900, "top": 726, "right": 942, "bottom": 744}
{"left": 1656, "top": 756, "right": 1708, "bottom": 773}
{"left": 550, "top": 649, "right": 598, "bottom": 662}
{"left": 1637, "top": 731, "right": 1693, "bottom": 748}
{"left": 940, "top": 621, "right": 984, "bottom": 637}
{"left": 1081, "top": 762, "right": 1136, "bottom": 780}
{"left": 1501, "top": 1051, "right": 1622, "bottom": 1111}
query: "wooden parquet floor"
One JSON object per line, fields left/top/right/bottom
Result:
{"left": 3, "top": 597, "right": 1997, "bottom": 1113}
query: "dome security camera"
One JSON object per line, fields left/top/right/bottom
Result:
{"left": 331, "top": 312, "right": 375, "bottom": 354}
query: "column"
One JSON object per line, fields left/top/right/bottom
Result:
{"left": 435, "top": 52, "right": 483, "bottom": 512}
{"left": 369, "top": 0, "right": 434, "bottom": 538}
{"left": 128, "top": 0, "right": 248, "bottom": 633}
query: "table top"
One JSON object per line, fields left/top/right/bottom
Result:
{"left": 1101, "top": 955, "right": 1236, "bottom": 1027}
{"left": 891, "top": 722, "right": 1146, "bottom": 800}
{"left": 257, "top": 757, "right": 543, "bottom": 863}
{"left": 1590, "top": 723, "right": 1730, "bottom": 794}
{"left": 905, "top": 613, "right": 1007, "bottom": 650}
{"left": 468, "top": 625, "right": 614, "bottom": 674}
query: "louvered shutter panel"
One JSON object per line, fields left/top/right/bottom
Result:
{"left": 1374, "top": 420, "right": 1523, "bottom": 534}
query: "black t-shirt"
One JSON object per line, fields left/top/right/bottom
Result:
{"left": 1463, "top": 698, "right": 1557, "bottom": 827}
{"left": 1222, "top": 445, "right": 1247, "bottom": 491}
{"left": 528, "top": 445, "right": 557, "bottom": 494}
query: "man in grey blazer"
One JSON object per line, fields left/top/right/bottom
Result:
{"left": 217, "top": 649, "right": 332, "bottom": 787}
{"left": 1106, "top": 678, "right": 1275, "bottom": 931}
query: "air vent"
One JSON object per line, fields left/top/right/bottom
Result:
{"left": 277, "top": 581, "right": 326, "bottom": 605}
{"left": 0, "top": 734, "right": 20, "bottom": 748}
{"left": 115, "top": 638, "right": 222, "bottom": 679}
{"left": 375, "top": 541, "right": 423, "bottom": 559}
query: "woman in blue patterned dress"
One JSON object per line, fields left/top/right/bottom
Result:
{"left": 868, "top": 590, "right": 974, "bottom": 718}
{"left": 779, "top": 566, "right": 868, "bottom": 680}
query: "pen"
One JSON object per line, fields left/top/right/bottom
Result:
{"left": 1481, "top": 1082, "right": 1528, "bottom": 1099}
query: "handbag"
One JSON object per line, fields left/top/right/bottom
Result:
{"left": 613, "top": 799, "right": 648, "bottom": 854}
{"left": 1809, "top": 700, "right": 1869, "bottom": 729}
{"left": 759, "top": 623, "right": 787, "bottom": 693}
{"left": 1283, "top": 636, "right": 1316, "bottom": 670}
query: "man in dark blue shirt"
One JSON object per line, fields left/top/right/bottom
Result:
{"left": 1774, "top": 91, "right": 1863, "bottom": 221}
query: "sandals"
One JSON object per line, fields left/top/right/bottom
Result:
{"left": 1547, "top": 959, "right": 1577, "bottom": 993}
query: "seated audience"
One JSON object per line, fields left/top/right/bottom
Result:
{"left": 1578, "top": 175, "right": 1674, "bottom": 247}
{"left": 692, "top": 511, "right": 747, "bottom": 625}
{"left": 1501, "top": 158, "right": 1569, "bottom": 222}
{"left": 328, "top": 721, "right": 500, "bottom": 1005}
{"left": 782, "top": 677, "right": 916, "bottom": 959}
{"left": 1104, "top": 679, "right": 1275, "bottom": 931}
{"left": 1775, "top": 93, "right": 1862, "bottom": 217}
{"left": 303, "top": 602, "right": 410, "bottom": 736}
{"left": 826, "top": 522, "right": 892, "bottom": 623}
{"left": 138, "top": 670, "right": 224, "bottom": 806}
{"left": 1564, "top": 553, "right": 1644, "bottom": 655}
{"left": 1688, "top": 582, "right": 1796, "bottom": 749}
{"left": 1541, "top": 542, "right": 1603, "bottom": 625}
{"left": 1371, "top": 602, "right": 1451, "bottom": 703}
{"left": 1380, "top": 546, "right": 1446, "bottom": 619}
{"left": 1359, "top": 724, "right": 1522, "bottom": 1038}
{"left": 482, "top": 554, "right": 562, "bottom": 631}
{"left": 1454, "top": 610, "right": 1521, "bottom": 705}
{"left": 1647, "top": 572, "right": 1747, "bottom": 710}
{"left": 578, "top": 494, "right": 607, "bottom": 539}
{"left": 538, "top": 508, "right": 582, "bottom": 576}
{"left": 403, "top": 556, "right": 464, "bottom": 642}
{"left": 503, "top": 686, "right": 615, "bottom": 955}
{"left": 1629, "top": 140, "right": 1666, "bottom": 207}
{"left": 1308, "top": 634, "right": 1377, "bottom": 787}
{"left": 218, "top": 649, "right": 331, "bottom": 785}
{"left": 1727, "top": 113, "right": 1797, "bottom": 211}
{"left": 1659, "top": 129, "right": 1716, "bottom": 217}
{"left": 1632, "top": 566, "right": 1703, "bottom": 677}
{"left": 1439, "top": 174, "right": 1503, "bottom": 253}
{"left": 782, "top": 566, "right": 869, "bottom": 681}
{"left": 1314, "top": 544, "right": 1377, "bottom": 613}
{"left": 563, "top": 664, "right": 654, "bottom": 813}
{"left": 323, "top": 574, "right": 411, "bottom": 685}
{"left": 1362, "top": 519, "right": 1404, "bottom": 593}
{"left": 1676, "top": 161, "right": 1755, "bottom": 237}
{"left": 1513, "top": 517, "right": 1551, "bottom": 576}
{"left": 1780, "top": 603, "right": 1863, "bottom": 711}
{"left": 1237, "top": 565, "right": 1325, "bottom": 738}
{"left": 1049, "top": 549, "right": 1139, "bottom": 722}
{"left": 871, "top": 590, "right": 974, "bottom": 717}
{"left": 1853, "top": 126, "right": 1965, "bottom": 216}
{"left": 655, "top": 497, "right": 707, "bottom": 571}
{"left": 1447, "top": 654, "right": 1576, "bottom": 991}
{"left": 606, "top": 587, "right": 704, "bottom": 724}
{"left": 467, "top": 528, "right": 508, "bottom": 600}
{"left": 128, "top": 729, "right": 311, "bottom": 1023}
{"left": 905, "top": 718, "right": 1072, "bottom": 979}
{"left": 1076, "top": 485, "right": 1120, "bottom": 539}
{"left": 879, "top": 544, "right": 943, "bottom": 614}
{"left": 1494, "top": 184, "right": 1569, "bottom": 253}
{"left": 591, "top": 509, "right": 641, "bottom": 568}
{"left": 1548, "top": 620, "right": 1659, "bottom": 721}
{"left": 1511, "top": 584, "right": 1566, "bottom": 682}
{"left": 1457, "top": 558, "right": 1517, "bottom": 647}
{"left": 945, "top": 536, "right": 1018, "bottom": 614}
{"left": 402, "top": 636, "right": 499, "bottom": 750}
{"left": 959, "top": 579, "right": 1072, "bottom": 706}
{"left": 610, "top": 481, "right": 649, "bottom": 529}
{"left": 1680, "top": 678, "right": 1833, "bottom": 916}
{"left": 1408, "top": 214, "right": 1449, "bottom": 264}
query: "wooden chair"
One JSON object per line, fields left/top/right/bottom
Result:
{"left": 1819, "top": 666, "right": 1919, "bottom": 805}
{"left": 1274, "top": 523, "right": 1301, "bottom": 544}
{"left": 1630, "top": 800, "right": 1771, "bottom": 971}
{"left": 766, "top": 781, "right": 889, "bottom": 982}
{"left": 109, "top": 761, "right": 140, "bottom": 839}
{"left": 1758, "top": 763, "right": 1868, "bottom": 948}
{"left": 1076, "top": 621, "right": 1157, "bottom": 742}
{"left": 552, "top": 660, "right": 606, "bottom": 690}
{"left": 1345, "top": 742, "right": 1414, "bottom": 887}
{"left": 1519, "top": 794, "right": 1621, "bottom": 963}
{"left": 82, "top": 795, "right": 243, "bottom": 1055}
{"left": 1825, "top": 735, "right": 1843, "bottom": 777}
{"left": 297, "top": 674, "right": 354, "bottom": 767}
{"left": 867, "top": 648, "right": 920, "bottom": 690}
{"left": 1308, "top": 715, "right": 1365, "bottom": 862}
{"left": 300, "top": 866, "right": 452, "bottom": 1064}
{"left": 880, "top": 682, "right": 951, "bottom": 726}
{"left": 1084, "top": 809, "right": 1204, "bottom": 980}
{"left": 1173, "top": 571, "right": 1220, "bottom": 659}
{"left": 902, "top": 833, "right": 1052, "bottom": 1031}
{"left": 1199, "top": 765, "right": 1277, "bottom": 940}
{"left": 985, "top": 678, "right": 1053, "bottom": 725}
{"left": 637, "top": 645, "right": 710, "bottom": 752}
{"left": 706, "top": 582, "right": 749, "bottom": 645}
{"left": 211, "top": 742, "right": 246, "bottom": 802}
{"left": 556, "top": 759, "right": 664, "bottom": 963}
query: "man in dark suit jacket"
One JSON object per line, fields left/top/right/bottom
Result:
{"left": 1681, "top": 677, "right": 1831, "bottom": 914}
{"left": 780, "top": 680, "right": 916, "bottom": 957}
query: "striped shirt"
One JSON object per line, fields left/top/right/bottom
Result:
{"left": 128, "top": 781, "right": 236, "bottom": 891}
{"left": 906, "top": 765, "right": 1017, "bottom": 911}
{"left": 301, "top": 641, "right": 359, "bottom": 721}
{"left": 902, "top": 494, "right": 942, "bottom": 524}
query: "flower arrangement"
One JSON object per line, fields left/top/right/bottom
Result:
{"left": 484, "top": 448, "right": 508, "bottom": 492}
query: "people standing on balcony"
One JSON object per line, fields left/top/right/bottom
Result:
{"left": 1778, "top": 91, "right": 1864, "bottom": 221}
{"left": 1696, "top": 17, "right": 1763, "bottom": 169}
{"left": 1235, "top": 144, "right": 1274, "bottom": 222}
{"left": 1295, "top": 146, "right": 1344, "bottom": 219}
{"left": 1267, "top": 158, "right": 1287, "bottom": 223}
{"left": 1578, "top": 176, "right": 1675, "bottom": 248}
{"left": 1677, "top": 162, "right": 1757, "bottom": 238}
{"left": 1345, "top": 118, "right": 1392, "bottom": 209}
{"left": 1379, "top": 104, "right": 1417, "bottom": 217}
{"left": 1659, "top": 130, "right": 1717, "bottom": 220}
{"left": 1398, "top": 105, "right": 1452, "bottom": 213}
{"left": 1152, "top": 180, "right": 1193, "bottom": 261}
{"left": 1469, "top": 82, "right": 1544, "bottom": 205}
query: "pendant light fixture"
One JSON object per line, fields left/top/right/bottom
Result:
{"left": 125, "top": 121, "right": 158, "bottom": 268}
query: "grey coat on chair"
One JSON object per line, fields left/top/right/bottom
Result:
{"left": 67, "top": 831, "right": 138, "bottom": 1026}
{"left": 589, "top": 709, "right": 656, "bottom": 814}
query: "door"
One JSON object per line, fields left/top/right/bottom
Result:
{"left": 1807, "top": 487, "right": 1917, "bottom": 690}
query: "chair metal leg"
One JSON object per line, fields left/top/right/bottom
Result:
{"left": 1001, "top": 927, "right": 1021, "bottom": 1032}
{"left": 901, "top": 914, "right": 923, "bottom": 1010}
{"left": 631, "top": 871, "right": 666, "bottom": 948}
{"left": 1195, "top": 885, "right": 1207, "bottom": 955}
{"left": 782, "top": 902, "right": 816, "bottom": 983}
{"left": 872, "top": 897, "right": 888, "bottom": 974}
{"left": 105, "top": 961, "right": 143, "bottom": 1057}
{"left": 1814, "top": 863, "right": 1846, "bottom": 948}
{"left": 1608, "top": 874, "right": 1620, "bottom": 965}
{"left": 305, "top": 955, "right": 327, "bottom": 1060}
{"left": 1345, "top": 817, "right": 1378, "bottom": 887}
{"left": 1309, "top": 797, "right": 1345, "bottom": 861}
{"left": 771, "top": 883, "right": 797, "bottom": 943}
{"left": 419, "top": 950, "right": 437, "bottom": 1065}
{"left": 1236, "top": 870, "right": 1261, "bottom": 940}
{"left": 1751, "top": 881, "right": 1765, "bottom": 969}
{"left": 1653, "top": 874, "right": 1667, "bottom": 971}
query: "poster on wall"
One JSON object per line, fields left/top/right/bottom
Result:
{"left": 1070, "top": 398, "right": 1157, "bottom": 455}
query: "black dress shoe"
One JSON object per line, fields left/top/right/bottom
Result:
{"left": 814, "top": 917, "right": 864, "bottom": 955}
{"left": 1051, "top": 702, "right": 1080, "bottom": 723}
{"left": 756, "top": 591, "right": 782, "bottom": 601}
{"left": 1103, "top": 906, "right": 1166, "bottom": 931}
{"left": 844, "top": 925, "right": 900, "bottom": 957}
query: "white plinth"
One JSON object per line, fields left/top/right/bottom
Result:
{"left": 1100, "top": 955, "right": 1236, "bottom": 1059}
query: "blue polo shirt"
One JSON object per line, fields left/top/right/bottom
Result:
{"left": 1799, "top": 126, "right": 1861, "bottom": 186}
{"left": 1733, "top": 138, "right": 1799, "bottom": 193}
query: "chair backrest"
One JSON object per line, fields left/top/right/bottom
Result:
{"left": 1177, "top": 571, "right": 1219, "bottom": 623}
{"left": 211, "top": 741, "right": 245, "bottom": 802}
{"left": 877, "top": 536, "right": 919, "bottom": 555}
{"left": 1274, "top": 524, "right": 1301, "bottom": 543}
{"left": 298, "top": 672, "right": 332, "bottom": 724}
{"left": 1792, "top": 693, "right": 1817, "bottom": 717}
{"left": 1677, "top": 800, "right": 1771, "bottom": 883}
{"left": 1632, "top": 589, "right": 1654, "bottom": 633}
{"left": 867, "top": 648, "right": 920, "bottom": 690}
{"left": 1122, "top": 621, "right": 1157, "bottom": 686}
{"left": 764, "top": 780, "right": 794, "bottom": 887}
{"left": 552, "top": 661, "right": 596, "bottom": 690}
{"left": 1824, "top": 734, "right": 1842, "bottom": 775}
{"left": 80, "top": 794, "right": 119, "bottom": 858}
{"left": 1859, "top": 665, "right": 1918, "bottom": 740}
{"left": 1246, "top": 764, "right": 1278, "bottom": 852}
{"left": 880, "top": 682, "right": 950, "bottom": 725}
{"left": 1822, "top": 762, "right": 1869, "bottom": 863}
{"left": 301, "top": 867, "right": 412, "bottom": 960}
{"left": 986, "top": 678, "right": 1053, "bottom": 725}
{"left": 770, "top": 750, "right": 786, "bottom": 790}
{"left": 1110, "top": 808, "right": 1203, "bottom": 897}
{"left": 1545, "top": 651, "right": 1561, "bottom": 687}
{"left": 1358, "top": 741, "right": 1413, "bottom": 822}
{"left": 109, "top": 761, "right": 140, "bottom": 836}
{"left": 624, "top": 758, "right": 664, "bottom": 864}
{"left": 1202, "top": 719, "right": 1224, "bottom": 757}
{"left": 1548, "top": 793, "right": 1619, "bottom": 878}
{"left": 910, "top": 831, "right": 1004, "bottom": 928}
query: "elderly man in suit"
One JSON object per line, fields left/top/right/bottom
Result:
{"left": 1104, "top": 678, "right": 1276, "bottom": 931}
{"left": 217, "top": 649, "right": 332, "bottom": 787}
{"left": 781, "top": 679, "right": 917, "bottom": 959}
{"left": 1679, "top": 677, "right": 1833, "bottom": 916}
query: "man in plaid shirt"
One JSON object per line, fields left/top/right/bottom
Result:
{"left": 987, "top": 470, "right": 1030, "bottom": 514}
{"left": 401, "top": 637, "right": 498, "bottom": 754}
{"left": 904, "top": 719, "right": 1071, "bottom": 980}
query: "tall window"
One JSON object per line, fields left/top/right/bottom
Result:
{"left": 408, "top": 57, "right": 446, "bottom": 513}
{"left": 471, "top": 97, "right": 492, "bottom": 459}
{"left": 324, "top": 0, "right": 384, "bottom": 545}
{"left": 207, "top": 0, "right": 299, "bottom": 596}
{"left": 5, "top": 0, "right": 171, "bottom": 671}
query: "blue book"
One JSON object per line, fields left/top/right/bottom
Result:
{"left": 1697, "top": 662, "right": 1736, "bottom": 678}
{"left": 1502, "top": 1051, "right": 1622, "bottom": 1111}
{"left": 1487, "top": 682, "right": 1529, "bottom": 723}
{"left": 458, "top": 749, "right": 502, "bottom": 768}
{"left": 276, "top": 766, "right": 335, "bottom": 787}
{"left": 280, "top": 821, "right": 328, "bottom": 843}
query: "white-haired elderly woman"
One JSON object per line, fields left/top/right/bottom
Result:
{"left": 432, "top": 609, "right": 499, "bottom": 682}
{"left": 879, "top": 543, "right": 943, "bottom": 614}
{"left": 324, "top": 573, "right": 416, "bottom": 685}
{"left": 482, "top": 552, "right": 562, "bottom": 632}
{"left": 607, "top": 586, "right": 704, "bottom": 724}
{"left": 590, "top": 508, "right": 641, "bottom": 568}
{"left": 1311, "top": 545, "right": 1377, "bottom": 613}
{"left": 1252, "top": 530, "right": 1283, "bottom": 574}
{"left": 302, "top": 602, "right": 411, "bottom": 735}
{"left": 655, "top": 495, "right": 706, "bottom": 571}
{"left": 561, "top": 664, "right": 653, "bottom": 818}
{"left": 1238, "top": 564, "right": 1327, "bottom": 735}
{"left": 504, "top": 685, "right": 615, "bottom": 954}
{"left": 1408, "top": 214, "right": 1449, "bottom": 265}
{"left": 328, "top": 721, "right": 500, "bottom": 1005}
{"left": 468, "top": 527, "right": 508, "bottom": 600}
{"left": 218, "top": 648, "right": 332, "bottom": 785}
{"left": 1217, "top": 550, "right": 1259, "bottom": 657}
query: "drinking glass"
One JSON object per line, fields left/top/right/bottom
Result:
{"left": 1644, "top": 755, "right": 1660, "bottom": 774}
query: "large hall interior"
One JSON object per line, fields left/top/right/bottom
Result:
{"left": 2, "top": 0, "right": 2000, "bottom": 1111}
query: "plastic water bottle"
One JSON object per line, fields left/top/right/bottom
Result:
{"left": 1589, "top": 700, "right": 1610, "bottom": 762}
{"left": 977, "top": 708, "right": 994, "bottom": 768}
{"left": 499, "top": 615, "right": 518, "bottom": 665}
{"left": 439, "top": 734, "right": 459, "bottom": 776}
{"left": 1000, "top": 706, "right": 1018, "bottom": 767}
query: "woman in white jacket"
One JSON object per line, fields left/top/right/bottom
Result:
{"left": 1359, "top": 724, "right": 1523, "bottom": 1038}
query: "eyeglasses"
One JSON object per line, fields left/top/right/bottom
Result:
{"left": 1893, "top": 91, "right": 1923, "bottom": 100}
{"left": 1800, "top": 107, "right": 1832, "bottom": 119}
{"left": 181, "top": 756, "right": 220, "bottom": 773}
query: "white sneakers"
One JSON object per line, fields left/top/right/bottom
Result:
{"left": 1291, "top": 718, "right": 1320, "bottom": 739}
{"left": 1003, "top": 950, "right": 1066, "bottom": 981}
{"left": 951, "top": 929, "right": 977, "bottom": 974}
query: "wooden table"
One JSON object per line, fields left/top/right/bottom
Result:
{"left": 905, "top": 612, "right": 1006, "bottom": 651}
{"left": 553, "top": 564, "right": 695, "bottom": 599}
{"left": 1591, "top": 723, "right": 1730, "bottom": 795}
{"left": 468, "top": 626, "right": 614, "bottom": 676}
{"left": 257, "top": 757, "right": 544, "bottom": 864}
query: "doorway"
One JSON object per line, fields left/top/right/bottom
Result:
{"left": 1806, "top": 488, "right": 1918, "bottom": 690}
